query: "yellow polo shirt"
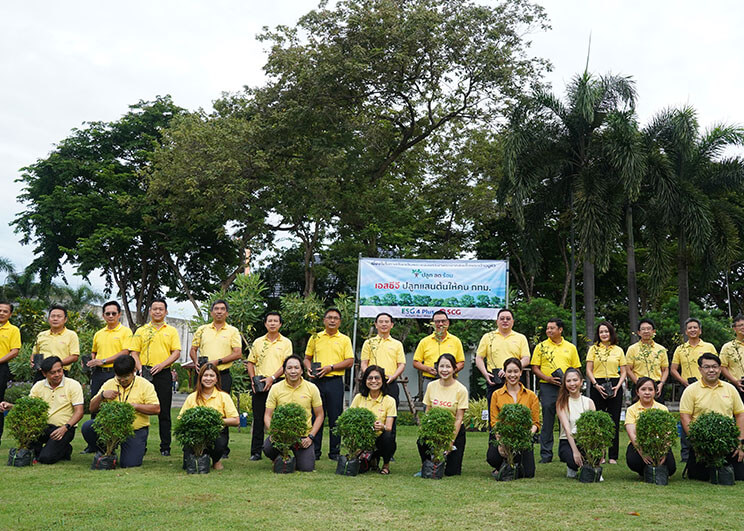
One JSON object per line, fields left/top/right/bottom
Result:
{"left": 413, "top": 333, "right": 465, "bottom": 379}
{"left": 33, "top": 328, "right": 80, "bottom": 370}
{"left": 672, "top": 341, "right": 717, "bottom": 381}
{"left": 586, "top": 344, "right": 626, "bottom": 379}
{"left": 679, "top": 379, "right": 744, "bottom": 423}
{"left": 0, "top": 321, "right": 21, "bottom": 359}
{"left": 179, "top": 390, "right": 239, "bottom": 419}
{"left": 350, "top": 393, "right": 397, "bottom": 434}
{"left": 305, "top": 330, "right": 353, "bottom": 377}
{"left": 626, "top": 341, "right": 668, "bottom": 381}
{"left": 530, "top": 338, "right": 580, "bottom": 383}
{"left": 266, "top": 379, "right": 322, "bottom": 433}
{"left": 721, "top": 339, "right": 744, "bottom": 380}
{"left": 423, "top": 379, "right": 468, "bottom": 415}
{"left": 248, "top": 334, "right": 293, "bottom": 377}
{"left": 92, "top": 324, "right": 132, "bottom": 368}
{"left": 361, "top": 336, "right": 405, "bottom": 376}
{"left": 129, "top": 322, "right": 181, "bottom": 366}
{"left": 29, "top": 376, "right": 84, "bottom": 427}
{"left": 476, "top": 330, "right": 530, "bottom": 372}
{"left": 192, "top": 322, "right": 242, "bottom": 371}
{"left": 624, "top": 400, "right": 668, "bottom": 425}
{"left": 97, "top": 376, "right": 160, "bottom": 430}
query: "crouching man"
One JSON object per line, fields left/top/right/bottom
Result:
{"left": 82, "top": 355, "right": 160, "bottom": 468}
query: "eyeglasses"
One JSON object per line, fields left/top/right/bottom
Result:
{"left": 433, "top": 319, "right": 448, "bottom": 325}
{"left": 700, "top": 365, "right": 719, "bottom": 370}
{"left": 366, "top": 376, "right": 382, "bottom": 381}
{"left": 103, "top": 312, "right": 119, "bottom": 316}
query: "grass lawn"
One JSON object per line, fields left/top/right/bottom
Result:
{"left": 1, "top": 410, "right": 741, "bottom": 530}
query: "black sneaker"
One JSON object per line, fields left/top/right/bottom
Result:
{"left": 80, "top": 447, "right": 96, "bottom": 454}
{"left": 249, "top": 454, "right": 262, "bottom": 461}
{"left": 161, "top": 450, "right": 171, "bottom": 457}
{"left": 539, "top": 458, "right": 552, "bottom": 464}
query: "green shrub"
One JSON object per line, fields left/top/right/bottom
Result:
{"left": 268, "top": 403, "right": 308, "bottom": 459}
{"left": 464, "top": 397, "right": 489, "bottom": 431}
{"left": 8, "top": 343, "right": 34, "bottom": 383}
{"left": 333, "top": 407, "right": 377, "bottom": 458}
{"left": 4, "top": 382, "right": 33, "bottom": 404}
{"left": 688, "top": 411, "right": 740, "bottom": 469}
{"left": 397, "top": 411, "right": 416, "bottom": 426}
{"left": 174, "top": 406, "right": 225, "bottom": 456}
{"left": 636, "top": 408, "right": 678, "bottom": 466}
{"left": 491, "top": 403, "right": 533, "bottom": 467}
{"left": 233, "top": 392, "right": 253, "bottom": 416}
{"left": 418, "top": 407, "right": 455, "bottom": 463}
{"left": 575, "top": 410, "right": 615, "bottom": 468}
{"left": 93, "top": 401, "right": 136, "bottom": 456}
{"left": 6, "top": 396, "right": 48, "bottom": 449}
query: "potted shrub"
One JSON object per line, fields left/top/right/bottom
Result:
{"left": 575, "top": 410, "right": 615, "bottom": 483}
{"left": 6, "top": 396, "right": 48, "bottom": 467}
{"left": 418, "top": 407, "right": 455, "bottom": 479}
{"left": 174, "top": 406, "right": 224, "bottom": 474}
{"left": 687, "top": 411, "right": 740, "bottom": 485}
{"left": 91, "top": 401, "right": 135, "bottom": 470}
{"left": 635, "top": 408, "right": 678, "bottom": 485}
{"left": 267, "top": 403, "right": 308, "bottom": 474}
{"left": 491, "top": 403, "right": 533, "bottom": 481}
{"left": 333, "top": 407, "right": 377, "bottom": 476}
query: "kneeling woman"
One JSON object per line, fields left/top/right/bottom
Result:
{"left": 487, "top": 357, "right": 540, "bottom": 477}
{"left": 263, "top": 354, "right": 324, "bottom": 472}
{"left": 625, "top": 376, "right": 676, "bottom": 477}
{"left": 557, "top": 368, "right": 595, "bottom": 477}
{"left": 417, "top": 353, "right": 469, "bottom": 476}
{"left": 178, "top": 363, "right": 239, "bottom": 470}
{"left": 350, "top": 365, "right": 397, "bottom": 474}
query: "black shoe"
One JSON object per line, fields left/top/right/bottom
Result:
{"left": 539, "top": 458, "right": 552, "bottom": 464}
{"left": 64, "top": 445, "right": 73, "bottom": 461}
{"left": 329, "top": 455, "right": 339, "bottom": 461}
{"left": 161, "top": 450, "right": 171, "bottom": 457}
{"left": 80, "top": 447, "right": 96, "bottom": 454}
{"left": 222, "top": 452, "right": 229, "bottom": 460}
{"left": 250, "top": 454, "right": 262, "bottom": 461}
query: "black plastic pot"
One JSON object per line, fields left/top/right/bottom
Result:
{"left": 551, "top": 368, "right": 564, "bottom": 381}
{"left": 7, "top": 448, "right": 33, "bottom": 467}
{"left": 687, "top": 377, "right": 698, "bottom": 385}
{"left": 32, "top": 354, "right": 44, "bottom": 371}
{"left": 80, "top": 355, "right": 92, "bottom": 375}
{"left": 140, "top": 366, "right": 153, "bottom": 382}
{"left": 495, "top": 461, "right": 524, "bottom": 481}
{"left": 579, "top": 465, "right": 602, "bottom": 483}
{"left": 273, "top": 456, "right": 296, "bottom": 474}
{"left": 643, "top": 464, "right": 669, "bottom": 485}
{"left": 198, "top": 356, "right": 209, "bottom": 367}
{"left": 185, "top": 453, "right": 211, "bottom": 474}
{"left": 253, "top": 375, "right": 266, "bottom": 393}
{"left": 91, "top": 451, "right": 117, "bottom": 470}
{"left": 599, "top": 380, "right": 614, "bottom": 397}
{"left": 311, "top": 362, "right": 321, "bottom": 378}
{"left": 490, "top": 369, "right": 503, "bottom": 387}
{"left": 335, "top": 455, "right": 361, "bottom": 476}
{"left": 710, "top": 465, "right": 736, "bottom": 486}
{"left": 421, "top": 459, "right": 446, "bottom": 479}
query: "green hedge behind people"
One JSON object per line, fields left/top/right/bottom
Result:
{"left": 556, "top": 368, "right": 596, "bottom": 478}
{"left": 31, "top": 304, "right": 79, "bottom": 383}
{"left": 0, "top": 300, "right": 21, "bottom": 441}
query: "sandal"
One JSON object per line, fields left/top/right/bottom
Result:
{"left": 380, "top": 465, "right": 390, "bottom": 475}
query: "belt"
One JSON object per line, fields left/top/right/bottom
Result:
{"left": 97, "top": 367, "right": 115, "bottom": 373}
{"left": 321, "top": 375, "right": 342, "bottom": 379}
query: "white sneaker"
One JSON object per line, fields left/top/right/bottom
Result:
{"left": 566, "top": 467, "right": 577, "bottom": 478}
{"left": 599, "top": 473, "right": 604, "bottom": 482}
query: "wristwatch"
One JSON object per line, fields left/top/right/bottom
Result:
{"left": 64, "top": 423, "right": 71, "bottom": 430}
{"left": 307, "top": 433, "right": 316, "bottom": 441}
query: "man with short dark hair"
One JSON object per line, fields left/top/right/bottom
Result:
{"left": 88, "top": 301, "right": 132, "bottom": 398}
{"left": 304, "top": 308, "right": 353, "bottom": 460}
{"left": 679, "top": 352, "right": 744, "bottom": 481}
{"left": 0, "top": 300, "right": 21, "bottom": 441}
{"left": 360, "top": 312, "right": 406, "bottom": 406}
{"left": 82, "top": 355, "right": 160, "bottom": 468}
{"left": 31, "top": 305, "right": 79, "bottom": 383}
{"left": 129, "top": 298, "right": 181, "bottom": 456}
{"left": 720, "top": 314, "right": 744, "bottom": 402}
{"left": 412, "top": 310, "right": 465, "bottom": 395}
{"left": 1, "top": 356, "right": 84, "bottom": 464}
{"left": 625, "top": 317, "right": 669, "bottom": 402}
{"left": 190, "top": 299, "right": 242, "bottom": 392}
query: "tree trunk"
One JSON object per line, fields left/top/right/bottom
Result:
{"left": 625, "top": 204, "right": 639, "bottom": 342}
{"left": 559, "top": 240, "right": 571, "bottom": 308}
{"left": 583, "top": 259, "right": 595, "bottom": 343}
{"left": 677, "top": 228, "right": 690, "bottom": 332}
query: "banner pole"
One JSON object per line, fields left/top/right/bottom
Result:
{"left": 349, "top": 253, "right": 363, "bottom": 407}
{"left": 505, "top": 257, "right": 510, "bottom": 308}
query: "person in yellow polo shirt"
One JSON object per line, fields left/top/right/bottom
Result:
{"left": 178, "top": 363, "right": 239, "bottom": 470}
{"left": 88, "top": 301, "right": 132, "bottom": 401}
{"left": 679, "top": 352, "right": 744, "bottom": 481}
{"left": 671, "top": 317, "right": 717, "bottom": 388}
{"left": 82, "top": 355, "right": 160, "bottom": 468}
{"left": 530, "top": 317, "right": 580, "bottom": 463}
{"left": 190, "top": 299, "right": 243, "bottom": 393}
{"left": 304, "top": 308, "right": 353, "bottom": 460}
{"left": 129, "top": 298, "right": 181, "bottom": 456}
{"left": 360, "top": 312, "right": 406, "bottom": 406}
{"left": 1, "top": 356, "right": 84, "bottom": 464}
{"left": 247, "top": 311, "right": 293, "bottom": 460}
{"left": 625, "top": 318, "right": 669, "bottom": 402}
{"left": 721, "top": 314, "right": 744, "bottom": 401}
{"left": 0, "top": 300, "right": 21, "bottom": 441}
{"left": 350, "top": 365, "right": 397, "bottom": 474}
{"left": 264, "top": 355, "right": 324, "bottom": 472}
{"left": 413, "top": 310, "right": 465, "bottom": 397}
{"left": 31, "top": 304, "right": 79, "bottom": 383}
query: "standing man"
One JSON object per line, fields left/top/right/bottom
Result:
{"left": 625, "top": 318, "right": 669, "bottom": 402}
{"left": 304, "top": 308, "right": 353, "bottom": 461}
{"left": 190, "top": 300, "right": 243, "bottom": 393}
{"left": 413, "top": 310, "right": 465, "bottom": 395}
{"left": 721, "top": 314, "right": 744, "bottom": 402}
{"left": 360, "top": 312, "right": 406, "bottom": 407}
{"left": 671, "top": 318, "right": 717, "bottom": 388}
{"left": 129, "top": 298, "right": 181, "bottom": 456}
{"left": 530, "top": 318, "right": 580, "bottom": 463}
{"left": 1, "top": 356, "right": 84, "bottom": 464}
{"left": 31, "top": 305, "right": 79, "bottom": 383}
{"left": 0, "top": 301, "right": 21, "bottom": 442}
{"left": 475, "top": 308, "right": 530, "bottom": 415}
{"left": 246, "top": 311, "right": 292, "bottom": 461}
{"left": 679, "top": 353, "right": 744, "bottom": 481}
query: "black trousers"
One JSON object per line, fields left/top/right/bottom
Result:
{"left": 418, "top": 424, "right": 466, "bottom": 476}
{"left": 31, "top": 424, "right": 76, "bottom": 464}
{"left": 685, "top": 447, "right": 744, "bottom": 481}
{"left": 89, "top": 368, "right": 116, "bottom": 422}
{"left": 313, "top": 376, "right": 344, "bottom": 459}
{"left": 559, "top": 439, "right": 583, "bottom": 471}
{"left": 220, "top": 369, "right": 232, "bottom": 394}
{"left": 485, "top": 378, "right": 505, "bottom": 442}
{"left": 373, "top": 430, "right": 396, "bottom": 465}
{"left": 589, "top": 378, "right": 622, "bottom": 460}
{"left": 538, "top": 383, "right": 559, "bottom": 461}
{"left": 626, "top": 443, "right": 676, "bottom": 477}
{"left": 251, "top": 389, "right": 269, "bottom": 456}
{"left": 0, "top": 363, "right": 9, "bottom": 439}
{"left": 184, "top": 427, "right": 229, "bottom": 465}
{"left": 149, "top": 367, "right": 172, "bottom": 452}
{"left": 486, "top": 443, "right": 536, "bottom": 478}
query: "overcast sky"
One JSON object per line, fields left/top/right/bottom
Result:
{"left": 1, "top": 0, "right": 742, "bottom": 318}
